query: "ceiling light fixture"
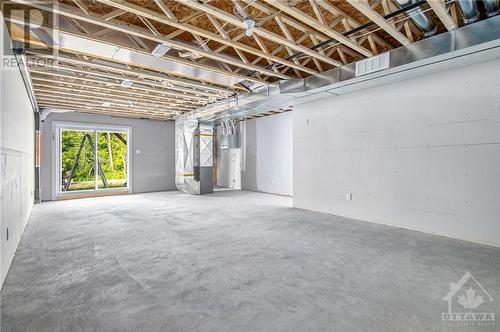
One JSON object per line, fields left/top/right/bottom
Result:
{"left": 234, "top": 0, "right": 255, "bottom": 37}
{"left": 243, "top": 18, "right": 255, "bottom": 37}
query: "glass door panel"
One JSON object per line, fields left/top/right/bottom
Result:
{"left": 57, "top": 125, "right": 130, "bottom": 196}
{"left": 97, "top": 131, "right": 128, "bottom": 189}
{"left": 60, "top": 129, "right": 96, "bottom": 192}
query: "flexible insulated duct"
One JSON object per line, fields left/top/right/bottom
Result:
{"left": 482, "top": 0, "right": 500, "bottom": 17}
{"left": 456, "top": 0, "right": 481, "bottom": 23}
{"left": 394, "top": 0, "right": 437, "bottom": 36}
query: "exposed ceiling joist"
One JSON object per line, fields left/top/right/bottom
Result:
{"left": 153, "top": 0, "right": 178, "bottom": 21}
{"left": 175, "top": 0, "right": 342, "bottom": 67}
{"left": 347, "top": 0, "right": 411, "bottom": 46}
{"left": 8, "top": 24, "right": 256, "bottom": 90}
{"left": 32, "top": 62, "right": 214, "bottom": 101}
{"left": 36, "top": 97, "right": 176, "bottom": 114}
{"left": 6, "top": 0, "right": 477, "bottom": 122}
{"left": 95, "top": 0, "right": 316, "bottom": 76}
{"left": 103, "top": 9, "right": 126, "bottom": 21}
{"left": 426, "top": 0, "right": 457, "bottom": 31}
{"left": 261, "top": 0, "right": 373, "bottom": 57}
{"left": 316, "top": 0, "right": 392, "bottom": 50}
{"left": 33, "top": 84, "right": 194, "bottom": 110}
{"left": 31, "top": 76, "right": 200, "bottom": 106}
{"left": 28, "top": 67, "right": 209, "bottom": 102}
{"left": 37, "top": 101, "right": 171, "bottom": 120}
{"left": 28, "top": 51, "right": 225, "bottom": 96}
{"left": 240, "top": 0, "right": 328, "bottom": 43}
{"left": 36, "top": 93, "right": 180, "bottom": 114}
{"left": 71, "top": 0, "right": 89, "bottom": 15}
{"left": 10, "top": 0, "right": 274, "bottom": 84}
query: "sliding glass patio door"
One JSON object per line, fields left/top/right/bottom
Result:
{"left": 55, "top": 123, "right": 131, "bottom": 196}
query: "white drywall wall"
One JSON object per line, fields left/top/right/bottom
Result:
{"left": 1, "top": 18, "right": 35, "bottom": 286}
{"left": 241, "top": 112, "right": 293, "bottom": 196}
{"left": 40, "top": 112, "right": 176, "bottom": 201}
{"left": 294, "top": 57, "right": 500, "bottom": 247}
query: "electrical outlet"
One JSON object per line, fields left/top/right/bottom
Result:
{"left": 346, "top": 192, "right": 353, "bottom": 201}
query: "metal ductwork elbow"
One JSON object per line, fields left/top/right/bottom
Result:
{"left": 456, "top": 0, "right": 499, "bottom": 24}
{"left": 482, "top": 0, "right": 500, "bottom": 17}
{"left": 456, "top": 0, "right": 481, "bottom": 24}
{"left": 393, "top": 0, "right": 437, "bottom": 37}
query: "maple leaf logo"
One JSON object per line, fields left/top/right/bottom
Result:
{"left": 457, "top": 288, "right": 484, "bottom": 312}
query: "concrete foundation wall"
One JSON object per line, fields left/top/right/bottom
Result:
{"left": 294, "top": 57, "right": 500, "bottom": 247}
{"left": 241, "top": 112, "right": 293, "bottom": 196}
{"left": 41, "top": 112, "right": 176, "bottom": 201}
{"left": 1, "top": 19, "right": 35, "bottom": 286}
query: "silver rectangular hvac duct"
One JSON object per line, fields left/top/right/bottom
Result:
{"left": 55, "top": 31, "right": 243, "bottom": 88}
{"left": 6, "top": 16, "right": 244, "bottom": 89}
{"left": 188, "top": 15, "right": 500, "bottom": 122}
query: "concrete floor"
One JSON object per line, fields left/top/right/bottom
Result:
{"left": 1, "top": 190, "right": 499, "bottom": 332}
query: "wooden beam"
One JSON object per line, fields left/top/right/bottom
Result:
{"left": 309, "top": 0, "right": 325, "bottom": 25}
{"left": 36, "top": 97, "right": 177, "bottom": 114}
{"left": 37, "top": 100, "right": 173, "bottom": 120}
{"left": 403, "top": 21, "right": 414, "bottom": 42}
{"left": 28, "top": 68, "right": 210, "bottom": 102}
{"left": 262, "top": 0, "right": 373, "bottom": 57}
{"left": 242, "top": 0, "right": 336, "bottom": 73}
{"left": 31, "top": 76, "right": 202, "bottom": 106}
{"left": 95, "top": 0, "right": 315, "bottom": 77}
{"left": 317, "top": 0, "right": 392, "bottom": 50}
{"left": 127, "top": 34, "right": 149, "bottom": 50}
{"left": 347, "top": 0, "right": 410, "bottom": 45}
{"left": 274, "top": 15, "right": 304, "bottom": 76}
{"left": 38, "top": 105, "right": 172, "bottom": 121}
{"left": 175, "top": 0, "right": 342, "bottom": 67}
{"left": 33, "top": 84, "right": 194, "bottom": 110}
{"left": 153, "top": 0, "right": 178, "bottom": 21}
{"left": 72, "top": 0, "right": 89, "bottom": 15}
{"left": 11, "top": 0, "right": 272, "bottom": 84}
{"left": 33, "top": 81, "right": 196, "bottom": 106}
{"left": 242, "top": 0, "right": 328, "bottom": 42}
{"left": 426, "top": 0, "right": 457, "bottom": 31}
{"left": 35, "top": 93, "right": 182, "bottom": 113}
{"left": 29, "top": 53, "right": 220, "bottom": 98}
{"left": 137, "top": 16, "right": 160, "bottom": 36}
{"left": 103, "top": 9, "right": 126, "bottom": 21}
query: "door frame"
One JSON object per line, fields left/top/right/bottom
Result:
{"left": 52, "top": 121, "right": 132, "bottom": 200}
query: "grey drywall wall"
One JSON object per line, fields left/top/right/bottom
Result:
{"left": 1, "top": 18, "right": 35, "bottom": 286}
{"left": 294, "top": 57, "right": 500, "bottom": 247}
{"left": 241, "top": 112, "right": 293, "bottom": 196}
{"left": 40, "top": 112, "right": 176, "bottom": 201}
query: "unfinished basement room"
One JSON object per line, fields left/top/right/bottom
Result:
{"left": 1, "top": 0, "right": 499, "bottom": 331}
